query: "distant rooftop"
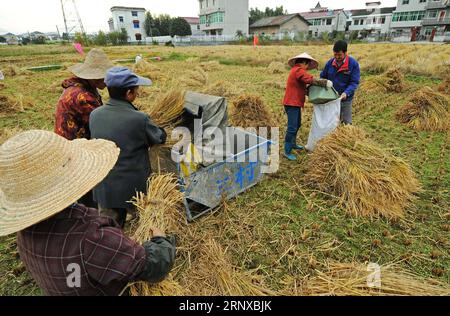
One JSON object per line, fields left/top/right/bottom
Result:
{"left": 181, "top": 17, "right": 200, "bottom": 24}
{"left": 111, "top": 6, "right": 146, "bottom": 12}
{"left": 351, "top": 6, "right": 396, "bottom": 17}
{"left": 251, "top": 14, "right": 310, "bottom": 28}
{"left": 300, "top": 9, "right": 345, "bottom": 19}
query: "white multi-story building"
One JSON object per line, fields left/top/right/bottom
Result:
{"left": 390, "top": 0, "right": 428, "bottom": 41}
{"left": 182, "top": 17, "right": 203, "bottom": 36}
{"left": 422, "top": 0, "right": 450, "bottom": 42}
{"left": 109, "top": 6, "right": 146, "bottom": 42}
{"left": 300, "top": 2, "right": 348, "bottom": 38}
{"left": 349, "top": 2, "right": 396, "bottom": 39}
{"left": 198, "top": 0, "right": 249, "bottom": 36}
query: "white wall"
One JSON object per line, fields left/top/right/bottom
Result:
{"left": 111, "top": 8, "right": 146, "bottom": 42}
{"left": 199, "top": 0, "right": 249, "bottom": 36}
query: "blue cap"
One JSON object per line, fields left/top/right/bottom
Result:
{"left": 105, "top": 67, "right": 152, "bottom": 88}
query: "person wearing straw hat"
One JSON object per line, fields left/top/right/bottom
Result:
{"left": 0, "top": 131, "right": 176, "bottom": 296}
{"left": 90, "top": 67, "right": 167, "bottom": 228}
{"left": 54, "top": 48, "right": 114, "bottom": 208}
{"left": 283, "top": 53, "right": 331, "bottom": 161}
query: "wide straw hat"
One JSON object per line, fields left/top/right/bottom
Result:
{"left": 68, "top": 48, "right": 115, "bottom": 80}
{"left": 288, "top": 53, "right": 319, "bottom": 70}
{"left": 0, "top": 130, "right": 120, "bottom": 237}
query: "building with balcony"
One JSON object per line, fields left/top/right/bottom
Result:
{"left": 422, "top": 0, "right": 450, "bottom": 42}
{"left": 300, "top": 2, "right": 348, "bottom": 38}
{"left": 109, "top": 6, "right": 146, "bottom": 42}
{"left": 390, "top": 0, "right": 428, "bottom": 41}
{"left": 349, "top": 2, "right": 396, "bottom": 39}
{"left": 198, "top": 0, "right": 249, "bottom": 36}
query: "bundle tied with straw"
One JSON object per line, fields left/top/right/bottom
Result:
{"left": 359, "top": 67, "right": 405, "bottom": 93}
{"left": 301, "top": 262, "right": 450, "bottom": 296}
{"left": 202, "top": 80, "right": 243, "bottom": 98}
{"left": 230, "top": 94, "right": 275, "bottom": 129}
{"left": 180, "top": 66, "right": 208, "bottom": 88}
{"left": 396, "top": 86, "right": 449, "bottom": 132}
{"left": 133, "top": 60, "right": 164, "bottom": 81}
{"left": 305, "top": 125, "right": 421, "bottom": 219}
{"left": 129, "top": 174, "right": 185, "bottom": 296}
{"left": 267, "top": 61, "right": 286, "bottom": 74}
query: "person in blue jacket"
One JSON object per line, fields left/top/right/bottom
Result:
{"left": 321, "top": 40, "right": 361, "bottom": 125}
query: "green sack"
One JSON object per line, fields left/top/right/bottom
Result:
{"left": 308, "top": 85, "right": 340, "bottom": 105}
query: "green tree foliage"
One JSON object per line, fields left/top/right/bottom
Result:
{"left": 31, "top": 35, "right": 47, "bottom": 45}
{"left": 249, "top": 6, "right": 287, "bottom": 25}
{"left": 74, "top": 32, "right": 90, "bottom": 46}
{"left": 170, "top": 17, "right": 192, "bottom": 37}
{"left": 93, "top": 31, "right": 107, "bottom": 46}
{"left": 144, "top": 11, "right": 155, "bottom": 37}
{"left": 0, "top": 36, "right": 6, "bottom": 43}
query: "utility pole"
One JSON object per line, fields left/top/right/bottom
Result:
{"left": 61, "top": 0, "right": 69, "bottom": 36}
{"left": 60, "top": 0, "right": 86, "bottom": 39}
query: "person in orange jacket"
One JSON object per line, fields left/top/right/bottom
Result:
{"left": 283, "top": 53, "right": 329, "bottom": 161}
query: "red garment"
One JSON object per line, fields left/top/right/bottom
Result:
{"left": 332, "top": 56, "right": 350, "bottom": 73}
{"left": 283, "top": 65, "right": 315, "bottom": 108}
{"left": 54, "top": 77, "right": 102, "bottom": 140}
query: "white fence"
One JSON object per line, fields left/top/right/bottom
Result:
{"left": 145, "top": 34, "right": 238, "bottom": 44}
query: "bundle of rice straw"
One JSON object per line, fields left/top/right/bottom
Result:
{"left": 129, "top": 174, "right": 185, "bottom": 296}
{"left": 301, "top": 262, "right": 450, "bottom": 296}
{"left": 384, "top": 67, "right": 405, "bottom": 93}
{"left": 202, "top": 80, "right": 242, "bottom": 98}
{"left": 359, "top": 68, "right": 405, "bottom": 93}
{"left": 230, "top": 94, "right": 275, "bottom": 129}
{"left": 0, "top": 94, "right": 25, "bottom": 114}
{"left": 1, "top": 65, "right": 30, "bottom": 77}
{"left": 438, "top": 75, "right": 450, "bottom": 94}
{"left": 146, "top": 89, "right": 186, "bottom": 128}
{"left": 396, "top": 86, "right": 449, "bottom": 132}
{"left": 185, "top": 238, "right": 276, "bottom": 296}
{"left": 267, "top": 61, "right": 286, "bottom": 74}
{"left": 133, "top": 60, "right": 163, "bottom": 81}
{"left": 305, "top": 125, "right": 421, "bottom": 219}
{"left": 199, "top": 60, "right": 221, "bottom": 71}
{"left": 180, "top": 66, "right": 208, "bottom": 88}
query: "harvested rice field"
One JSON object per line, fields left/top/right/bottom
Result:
{"left": 0, "top": 43, "right": 449, "bottom": 296}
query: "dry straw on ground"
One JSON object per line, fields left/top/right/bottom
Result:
{"left": 300, "top": 262, "right": 450, "bottom": 296}
{"left": 396, "top": 86, "right": 449, "bottom": 132}
{"left": 263, "top": 80, "right": 286, "bottom": 90}
{"left": 359, "top": 68, "right": 405, "bottom": 93}
{"left": 230, "top": 94, "right": 275, "bottom": 128}
{"left": 1, "top": 65, "right": 31, "bottom": 77}
{"left": 180, "top": 67, "right": 208, "bottom": 88}
{"left": 129, "top": 174, "right": 185, "bottom": 296}
{"left": 199, "top": 61, "right": 221, "bottom": 71}
{"left": 305, "top": 125, "right": 421, "bottom": 219}
{"left": 133, "top": 60, "right": 164, "bottom": 81}
{"left": 267, "top": 62, "right": 286, "bottom": 74}
{"left": 0, "top": 94, "right": 25, "bottom": 115}
{"left": 438, "top": 75, "right": 450, "bottom": 94}
{"left": 202, "top": 80, "right": 243, "bottom": 98}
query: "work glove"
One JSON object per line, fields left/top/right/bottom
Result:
{"left": 313, "top": 79, "right": 328, "bottom": 88}
{"left": 327, "top": 80, "right": 333, "bottom": 89}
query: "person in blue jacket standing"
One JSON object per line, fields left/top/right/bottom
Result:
{"left": 321, "top": 40, "right": 361, "bottom": 125}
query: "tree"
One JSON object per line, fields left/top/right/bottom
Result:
{"left": 156, "top": 14, "right": 172, "bottom": 36}
{"left": 74, "top": 32, "right": 90, "bottom": 46}
{"left": 0, "top": 36, "right": 6, "bottom": 43}
{"left": 31, "top": 35, "right": 47, "bottom": 45}
{"left": 249, "top": 6, "right": 287, "bottom": 25}
{"left": 93, "top": 31, "right": 107, "bottom": 46}
{"left": 170, "top": 17, "right": 192, "bottom": 37}
{"left": 119, "top": 28, "right": 128, "bottom": 44}
{"left": 107, "top": 31, "right": 120, "bottom": 45}
{"left": 144, "top": 11, "right": 155, "bottom": 37}
{"left": 22, "top": 37, "right": 31, "bottom": 45}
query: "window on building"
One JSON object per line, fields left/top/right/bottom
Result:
{"left": 119, "top": 16, "right": 124, "bottom": 23}
{"left": 135, "top": 33, "right": 142, "bottom": 41}
{"left": 133, "top": 20, "right": 140, "bottom": 29}
{"left": 381, "top": 17, "right": 386, "bottom": 24}
{"left": 315, "top": 31, "right": 318, "bottom": 37}
{"left": 132, "top": 11, "right": 138, "bottom": 17}
{"left": 353, "top": 20, "right": 359, "bottom": 25}
{"left": 326, "top": 18, "right": 332, "bottom": 25}
{"left": 419, "top": 0, "right": 426, "bottom": 3}
{"left": 402, "top": 0, "right": 409, "bottom": 5}
{"left": 429, "top": 10, "right": 438, "bottom": 18}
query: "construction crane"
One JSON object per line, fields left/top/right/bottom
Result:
{"left": 60, "top": 0, "right": 86, "bottom": 38}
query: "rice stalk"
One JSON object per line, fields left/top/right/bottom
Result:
{"left": 146, "top": 89, "right": 186, "bottom": 128}
{"left": 230, "top": 94, "right": 275, "bottom": 129}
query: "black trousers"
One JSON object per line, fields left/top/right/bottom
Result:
{"left": 78, "top": 190, "right": 97, "bottom": 209}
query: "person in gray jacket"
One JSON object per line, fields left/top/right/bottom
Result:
{"left": 90, "top": 67, "right": 167, "bottom": 228}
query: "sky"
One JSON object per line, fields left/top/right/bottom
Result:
{"left": 0, "top": 0, "right": 399, "bottom": 34}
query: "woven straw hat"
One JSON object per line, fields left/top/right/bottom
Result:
{"left": 68, "top": 48, "right": 114, "bottom": 80}
{"left": 288, "top": 53, "right": 319, "bottom": 70}
{"left": 0, "top": 130, "right": 120, "bottom": 237}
